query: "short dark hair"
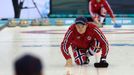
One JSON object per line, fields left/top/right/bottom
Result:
{"left": 14, "top": 55, "right": 43, "bottom": 75}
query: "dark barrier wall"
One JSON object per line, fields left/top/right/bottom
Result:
{"left": 50, "top": 0, "right": 89, "bottom": 15}
{"left": 50, "top": 0, "right": 134, "bottom": 16}
{"left": 107, "top": 0, "right": 134, "bottom": 14}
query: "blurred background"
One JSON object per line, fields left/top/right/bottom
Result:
{"left": 0, "top": 0, "right": 134, "bottom": 18}
{"left": 0, "top": 0, "right": 50, "bottom": 18}
{"left": 0, "top": 0, "right": 134, "bottom": 26}
{"left": 1, "top": 0, "right": 134, "bottom": 17}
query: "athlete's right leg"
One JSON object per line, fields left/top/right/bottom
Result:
{"left": 99, "top": 7, "right": 107, "bottom": 24}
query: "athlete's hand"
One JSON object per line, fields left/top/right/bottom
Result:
{"left": 94, "top": 18, "right": 103, "bottom": 27}
{"left": 65, "top": 58, "right": 73, "bottom": 67}
{"left": 112, "top": 18, "right": 116, "bottom": 24}
{"left": 94, "top": 18, "right": 101, "bottom": 24}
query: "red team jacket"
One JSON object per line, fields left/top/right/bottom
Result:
{"left": 89, "top": 0, "right": 114, "bottom": 19}
{"left": 61, "top": 22, "right": 109, "bottom": 60}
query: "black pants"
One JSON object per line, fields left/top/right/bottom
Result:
{"left": 12, "top": 0, "right": 21, "bottom": 18}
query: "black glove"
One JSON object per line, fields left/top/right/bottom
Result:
{"left": 94, "top": 57, "right": 109, "bottom": 68}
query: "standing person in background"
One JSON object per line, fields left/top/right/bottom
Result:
{"left": 14, "top": 54, "right": 43, "bottom": 75}
{"left": 12, "top": 0, "right": 21, "bottom": 18}
{"left": 89, "top": 0, "right": 118, "bottom": 27}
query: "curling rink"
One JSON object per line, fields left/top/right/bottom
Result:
{"left": 0, "top": 25, "right": 134, "bottom": 75}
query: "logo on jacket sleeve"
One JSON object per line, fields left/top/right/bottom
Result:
{"left": 87, "top": 36, "right": 91, "bottom": 40}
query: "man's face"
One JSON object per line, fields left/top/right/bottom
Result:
{"left": 96, "top": 0, "right": 101, "bottom": 3}
{"left": 75, "top": 24, "right": 87, "bottom": 34}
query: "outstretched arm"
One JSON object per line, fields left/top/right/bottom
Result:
{"left": 61, "top": 29, "right": 73, "bottom": 66}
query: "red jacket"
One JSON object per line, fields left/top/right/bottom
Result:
{"left": 61, "top": 22, "right": 109, "bottom": 60}
{"left": 89, "top": 0, "right": 115, "bottom": 19}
